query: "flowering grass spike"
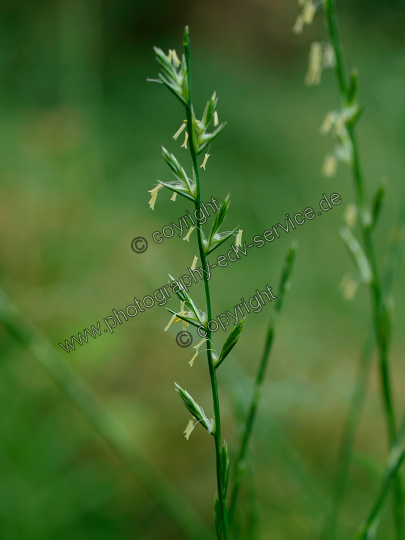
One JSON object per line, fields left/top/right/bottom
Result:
{"left": 294, "top": 1, "right": 405, "bottom": 538}
{"left": 148, "top": 26, "right": 297, "bottom": 539}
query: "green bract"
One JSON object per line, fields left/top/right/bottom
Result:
{"left": 153, "top": 47, "right": 189, "bottom": 105}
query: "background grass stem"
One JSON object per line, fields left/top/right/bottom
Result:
{"left": 323, "top": 2, "right": 404, "bottom": 536}
{"left": 228, "top": 242, "right": 297, "bottom": 525}
{"left": 0, "top": 290, "right": 214, "bottom": 540}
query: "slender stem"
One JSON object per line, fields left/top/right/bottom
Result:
{"left": 228, "top": 243, "right": 296, "bottom": 525}
{"left": 355, "top": 413, "right": 405, "bottom": 540}
{"left": 321, "top": 330, "right": 374, "bottom": 540}
{"left": 323, "top": 1, "right": 403, "bottom": 536}
{"left": 183, "top": 28, "right": 229, "bottom": 540}
{"left": 324, "top": 0, "right": 348, "bottom": 98}
{"left": 356, "top": 450, "right": 405, "bottom": 540}
{"left": 0, "top": 290, "right": 214, "bottom": 540}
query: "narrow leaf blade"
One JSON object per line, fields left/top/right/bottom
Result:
{"left": 215, "top": 319, "right": 245, "bottom": 369}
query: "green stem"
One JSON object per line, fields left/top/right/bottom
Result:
{"left": 349, "top": 110, "right": 403, "bottom": 540}
{"left": 228, "top": 243, "right": 297, "bottom": 525}
{"left": 0, "top": 290, "right": 214, "bottom": 540}
{"left": 183, "top": 27, "right": 229, "bottom": 540}
{"left": 356, "top": 450, "right": 405, "bottom": 540}
{"left": 323, "top": 1, "right": 403, "bottom": 537}
{"left": 324, "top": 0, "right": 348, "bottom": 97}
{"left": 321, "top": 330, "right": 374, "bottom": 540}
{"left": 355, "top": 414, "right": 405, "bottom": 540}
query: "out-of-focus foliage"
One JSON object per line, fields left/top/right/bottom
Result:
{"left": 0, "top": 1, "right": 405, "bottom": 538}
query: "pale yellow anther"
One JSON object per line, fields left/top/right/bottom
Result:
{"left": 293, "top": 1, "right": 317, "bottom": 33}
{"left": 213, "top": 111, "right": 219, "bottom": 127}
{"left": 322, "top": 154, "right": 338, "bottom": 177}
{"left": 191, "top": 255, "right": 198, "bottom": 271}
{"left": 323, "top": 44, "right": 336, "bottom": 68}
{"left": 293, "top": 13, "right": 304, "bottom": 34}
{"left": 181, "top": 132, "right": 189, "bottom": 149}
{"left": 194, "top": 337, "right": 207, "bottom": 350}
{"left": 200, "top": 153, "right": 210, "bottom": 170}
{"left": 183, "top": 226, "right": 195, "bottom": 242}
{"left": 171, "top": 191, "right": 178, "bottom": 201}
{"left": 173, "top": 121, "right": 187, "bottom": 140}
{"left": 148, "top": 183, "right": 163, "bottom": 210}
{"left": 189, "top": 351, "right": 199, "bottom": 366}
{"left": 189, "top": 337, "right": 207, "bottom": 366}
{"left": 184, "top": 419, "right": 195, "bottom": 440}
{"left": 165, "top": 301, "right": 187, "bottom": 332}
{"left": 235, "top": 229, "right": 243, "bottom": 248}
{"left": 305, "top": 42, "right": 323, "bottom": 86}
{"left": 171, "top": 49, "right": 181, "bottom": 67}
{"left": 303, "top": 2, "right": 316, "bottom": 24}
{"left": 179, "top": 301, "right": 186, "bottom": 315}
{"left": 179, "top": 301, "right": 189, "bottom": 332}
{"left": 343, "top": 203, "right": 358, "bottom": 229}
{"left": 340, "top": 273, "right": 358, "bottom": 301}
{"left": 164, "top": 313, "right": 177, "bottom": 332}
{"left": 305, "top": 41, "right": 335, "bottom": 86}
{"left": 333, "top": 114, "right": 346, "bottom": 137}
{"left": 320, "top": 112, "right": 336, "bottom": 134}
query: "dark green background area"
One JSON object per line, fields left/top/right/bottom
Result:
{"left": 0, "top": 1, "right": 404, "bottom": 538}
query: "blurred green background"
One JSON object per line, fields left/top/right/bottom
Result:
{"left": 1, "top": 0, "right": 405, "bottom": 538}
